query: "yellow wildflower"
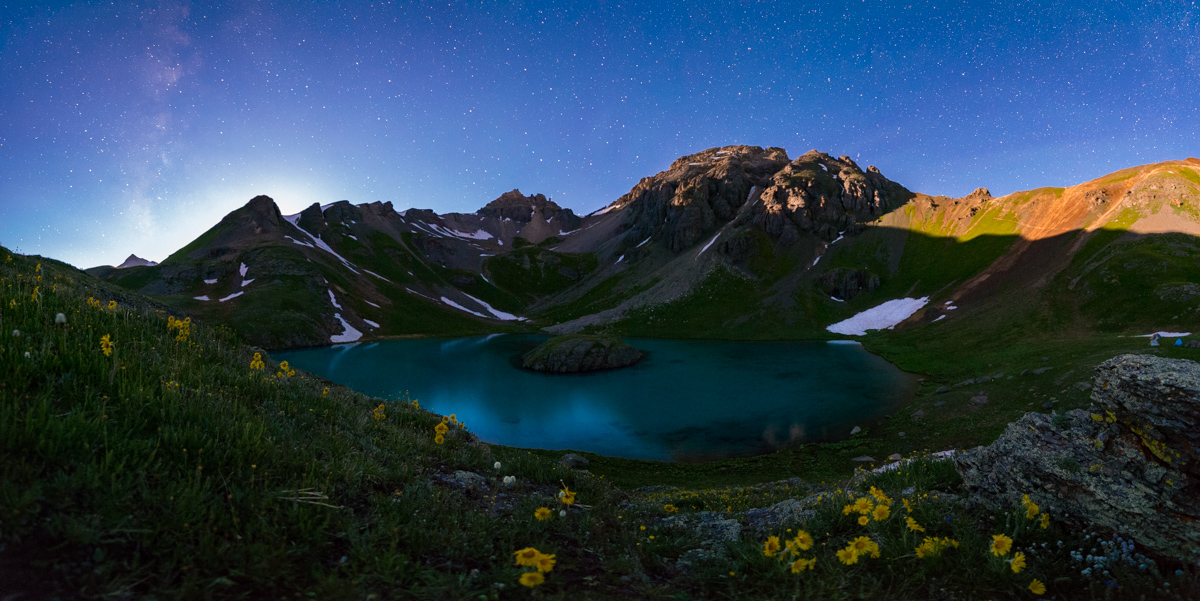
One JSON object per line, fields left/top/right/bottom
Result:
{"left": 852, "top": 536, "right": 880, "bottom": 558}
{"left": 842, "top": 504, "right": 855, "bottom": 516}
{"left": 411, "top": 399, "right": 420, "bottom": 409}
{"left": 100, "top": 334, "right": 114, "bottom": 356}
{"left": 534, "top": 507, "right": 552, "bottom": 521}
{"left": 1028, "top": 578, "right": 1046, "bottom": 595}
{"left": 322, "top": 387, "right": 329, "bottom": 398}
{"left": 449, "top": 413, "right": 457, "bottom": 423}
{"left": 790, "top": 557, "right": 814, "bottom": 573}
{"left": 559, "top": 486, "right": 576, "bottom": 505}
{"left": 990, "top": 533, "right": 1013, "bottom": 556}
{"left": 372, "top": 404, "right": 386, "bottom": 421}
{"left": 434, "top": 422, "right": 449, "bottom": 435}
{"left": 858, "top": 515, "right": 870, "bottom": 526}
{"left": 791, "top": 530, "right": 814, "bottom": 551}
{"left": 514, "top": 547, "right": 541, "bottom": 566}
{"left": 1011, "top": 551, "right": 1026, "bottom": 573}
{"left": 250, "top": 352, "right": 264, "bottom": 371}
{"left": 851, "top": 497, "right": 874, "bottom": 515}
{"left": 1021, "top": 494, "right": 1039, "bottom": 519}
{"left": 442, "top": 415, "right": 450, "bottom": 424}
{"left": 906, "top": 517, "right": 925, "bottom": 532}
{"left": 1039, "top": 513, "right": 1049, "bottom": 529}
{"left": 869, "top": 486, "right": 892, "bottom": 505}
{"left": 519, "top": 572, "right": 544, "bottom": 587}
{"left": 30, "top": 286, "right": 38, "bottom": 302}
{"left": 664, "top": 504, "right": 678, "bottom": 513}
{"left": 836, "top": 547, "right": 859, "bottom": 565}
{"left": 902, "top": 498, "right": 913, "bottom": 513}
{"left": 871, "top": 504, "right": 891, "bottom": 521}
{"left": 108, "top": 300, "right": 117, "bottom": 310}
{"left": 434, "top": 434, "right": 445, "bottom": 445}
{"left": 763, "top": 536, "right": 781, "bottom": 557}
{"left": 534, "top": 553, "right": 556, "bottom": 573}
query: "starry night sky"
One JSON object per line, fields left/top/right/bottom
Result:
{"left": 2, "top": 1, "right": 1198, "bottom": 268}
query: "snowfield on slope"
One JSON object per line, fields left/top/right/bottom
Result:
{"left": 825, "top": 297, "right": 930, "bottom": 336}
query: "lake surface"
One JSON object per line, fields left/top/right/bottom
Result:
{"left": 275, "top": 335, "right": 917, "bottom": 461}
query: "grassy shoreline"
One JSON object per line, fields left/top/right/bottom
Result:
{"left": 4, "top": 247, "right": 1199, "bottom": 600}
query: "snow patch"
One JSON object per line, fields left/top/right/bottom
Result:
{"left": 933, "top": 315, "right": 946, "bottom": 322}
{"left": 347, "top": 234, "right": 358, "bottom": 240}
{"left": 825, "top": 297, "right": 930, "bottom": 336}
{"left": 872, "top": 450, "right": 956, "bottom": 474}
{"left": 636, "top": 236, "right": 652, "bottom": 248}
{"left": 218, "top": 291, "right": 244, "bottom": 303}
{"left": 830, "top": 296, "right": 844, "bottom": 303}
{"left": 282, "top": 213, "right": 301, "bottom": 226}
{"left": 193, "top": 295, "right": 210, "bottom": 301}
{"left": 363, "top": 319, "right": 380, "bottom": 329}
{"left": 830, "top": 234, "right": 844, "bottom": 245}
{"left": 427, "top": 223, "right": 493, "bottom": 240}
{"left": 696, "top": 232, "right": 721, "bottom": 259}
{"left": 365, "top": 300, "right": 380, "bottom": 308}
{"left": 287, "top": 222, "right": 360, "bottom": 273}
{"left": 328, "top": 290, "right": 342, "bottom": 309}
{"left": 239, "top": 263, "right": 248, "bottom": 277}
{"left": 285, "top": 235, "right": 314, "bottom": 248}
{"left": 812, "top": 255, "right": 821, "bottom": 267}
{"left": 462, "top": 293, "right": 526, "bottom": 321}
{"left": 591, "top": 203, "right": 619, "bottom": 216}
{"left": 363, "top": 269, "right": 391, "bottom": 282}
{"left": 616, "top": 255, "right": 624, "bottom": 263}
{"left": 241, "top": 279, "right": 254, "bottom": 287}
{"left": 1137, "top": 331, "right": 1192, "bottom": 337}
{"left": 203, "top": 279, "right": 217, "bottom": 285}
{"left": 330, "top": 314, "right": 362, "bottom": 343}
{"left": 439, "top": 296, "right": 488, "bottom": 319}
{"left": 945, "top": 305, "right": 958, "bottom": 311}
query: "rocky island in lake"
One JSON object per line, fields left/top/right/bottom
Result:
{"left": 521, "top": 334, "right": 643, "bottom": 373}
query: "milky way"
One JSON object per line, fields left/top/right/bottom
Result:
{"left": 2, "top": 0, "right": 1198, "bottom": 267}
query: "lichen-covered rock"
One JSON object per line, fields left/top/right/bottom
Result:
{"left": 955, "top": 354, "right": 1200, "bottom": 560}
{"left": 521, "top": 335, "right": 643, "bottom": 373}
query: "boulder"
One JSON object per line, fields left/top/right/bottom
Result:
{"left": 559, "top": 453, "right": 589, "bottom": 469}
{"left": 522, "top": 335, "right": 643, "bottom": 373}
{"left": 955, "top": 354, "right": 1200, "bottom": 560}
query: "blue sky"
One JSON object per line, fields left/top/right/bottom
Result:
{"left": 2, "top": 0, "right": 1198, "bottom": 267}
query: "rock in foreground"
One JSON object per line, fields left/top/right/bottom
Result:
{"left": 956, "top": 354, "right": 1200, "bottom": 560}
{"left": 522, "top": 335, "right": 643, "bottom": 373}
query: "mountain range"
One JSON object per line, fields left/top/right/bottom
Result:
{"left": 86, "top": 146, "right": 1200, "bottom": 349}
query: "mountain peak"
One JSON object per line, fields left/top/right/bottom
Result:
{"left": 479, "top": 189, "right": 576, "bottom": 226}
{"left": 116, "top": 254, "right": 157, "bottom": 269}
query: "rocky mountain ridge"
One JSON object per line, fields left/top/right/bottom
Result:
{"left": 89, "top": 149, "right": 1200, "bottom": 349}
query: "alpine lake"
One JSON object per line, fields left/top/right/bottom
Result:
{"left": 274, "top": 335, "right": 917, "bottom": 461}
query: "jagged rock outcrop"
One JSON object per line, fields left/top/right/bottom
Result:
{"left": 955, "top": 354, "right": 1200, "bottom": 560}
{"left": 479, "top": 189, "right": 582, "bottom": 232}
{"left": 753, "top": 151, "right": 911, "bottom": 245}
{"left": 818, "top": 268, "right": 880, "bottom": 301}
{"left": 613, "top": 146, "right": 791, "bottom": 252}
{"left": 521, "top": 335, "right": 643, "bottom": 373}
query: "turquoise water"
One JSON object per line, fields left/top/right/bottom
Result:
{"left": 274, "top": 335, "right": 916, "bottom": 461}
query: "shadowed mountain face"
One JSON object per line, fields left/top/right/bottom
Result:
{"left": 88, "top": 150, "right": 1200, "bottom": 349}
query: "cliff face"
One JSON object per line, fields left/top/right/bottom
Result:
{"left": 752, "top": 151, "right": 913, "bottom": 245}
{"left": 956, "top": 354, "right": 1200, "bottom": 560}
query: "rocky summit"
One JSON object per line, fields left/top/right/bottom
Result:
{"left": 956, "top": 354, "right": 1200, "bottom": 560}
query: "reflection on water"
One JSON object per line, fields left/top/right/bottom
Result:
{"left": 275, "top": 335, "right": 916, "bottom": 461}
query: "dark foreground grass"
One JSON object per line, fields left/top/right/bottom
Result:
{"left": 3, "top": 246, "right": 1199, "bottom": 600}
